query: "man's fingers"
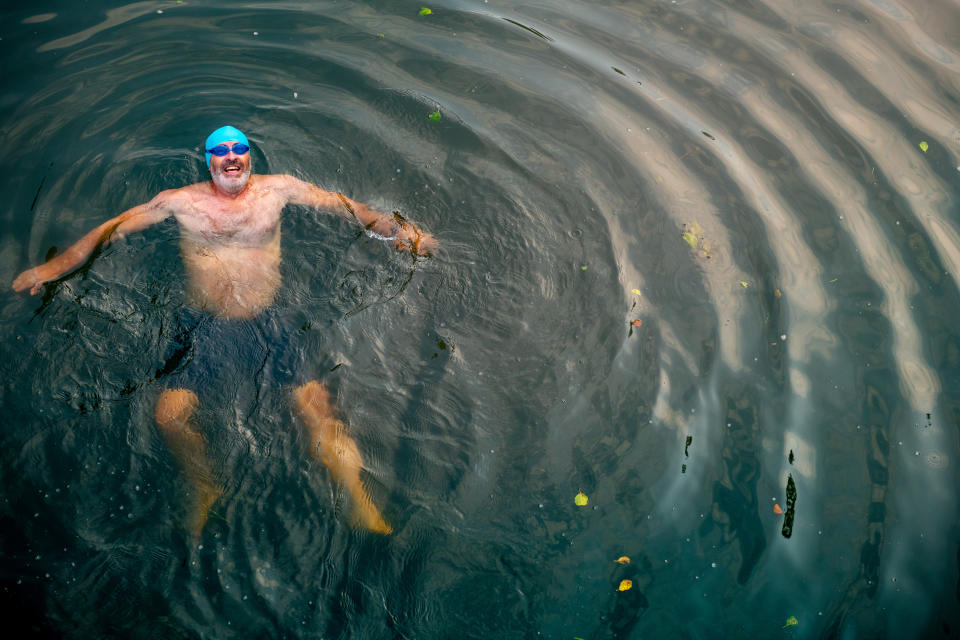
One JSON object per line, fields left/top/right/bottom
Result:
{"left": 11, "top": 267, "right": 48, "bottom": 295}
{"left": 415, "top": 234, "right": 438, "bottom": 256}
{"left": 394, "top": 230, "right": 437, "bottom": 256}
{"left": 12, "top": 270, "right": 36, "bottom": 293}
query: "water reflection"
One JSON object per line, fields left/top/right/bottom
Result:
{"left": 1, "top": 0, "right": 958, "bottom": 637}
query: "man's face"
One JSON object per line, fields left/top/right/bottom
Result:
{"left": 209, "top": 140, "right": 252, "bottom": 195}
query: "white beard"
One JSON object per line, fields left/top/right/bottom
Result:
{"left": 211, "top": 165, "right": 251, "bottom": 195}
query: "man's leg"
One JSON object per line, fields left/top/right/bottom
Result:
{"left": 155, "top": 388, "right": 223, "bottom": 539}
{"left": 292, "top": 380, "right": 392, "bottom": 534}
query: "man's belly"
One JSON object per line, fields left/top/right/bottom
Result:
{"left": 182, "top": 243, "right": 282, "bottom": 319}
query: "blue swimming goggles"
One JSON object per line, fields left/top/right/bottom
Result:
{"left": 207, "top": 143, "right": 250, "bottom": 156}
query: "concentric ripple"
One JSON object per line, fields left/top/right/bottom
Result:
{"left": 1, "top": 0, "right": 958, "bottom": 637}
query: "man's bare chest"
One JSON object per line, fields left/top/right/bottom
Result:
{"left": 176, "top": 191, "right": 284, "bottom": 245}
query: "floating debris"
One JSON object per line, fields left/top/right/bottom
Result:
{"left": 781, "top": 474, "right": 797, "bottom": 538}
{"left": 618, "top": 579, "right": 633, "bottom": 591}
{"left": 574, "top": 490, "right": 588, "bottom": 506}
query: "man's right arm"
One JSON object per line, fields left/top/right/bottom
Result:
{"left": 12, "top": 190, "right": 177, "bottom": 295}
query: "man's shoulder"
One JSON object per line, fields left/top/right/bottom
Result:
{"left": 256, "top": 173, "right": 300, "bottom": 188}
{"left": 159, "top": 182, "right": 209, "bottom": 199}
{"left": 144, "top": 182, "right": 209, "bottom": 214}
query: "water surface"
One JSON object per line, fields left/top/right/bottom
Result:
{"left": 1, "top": 0, "right": 959, "bottom": 637}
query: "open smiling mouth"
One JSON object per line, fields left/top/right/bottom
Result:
{"left": 222, "top": 163, "right": 243, "bottom": 176}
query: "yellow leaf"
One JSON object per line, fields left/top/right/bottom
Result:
{"left": 739, "top": 281, "right": 749, "bottom": 288}
{"left": 783, "top": 616, "right": 798, "bottom": 628}
{"left": 615, "top": 556, "right": 631, "bottom": 565}
{"left": 618, "top": 579, "right": 632, "bottom": 591}
{"left": 419, "top": 7, "right": 433, "bottom": 15}
{"left": 681, "top": 232, "right": 698, "bottom": 249}
{"left": 919, "top": 141, "right": 929, "bottom": 153}
{"left": 574, "top": 491, "right": 588, "bottom": 506}
{"left": 774, "top": 288, "right": 782, "bottom": 298}
{"left": 631, "top": 288, "right": 642, "bottom": 296}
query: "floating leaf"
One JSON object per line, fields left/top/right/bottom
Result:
{"left": 574, "top": 490, "right": 589, "bottom": 506}
{"left": 681, "top": 231, "right": 698, "bottom": 249}
{"left": 615, "top": 556, "right": 631, "bottom": 565}
{"left": 773, "top": 503, "right": 783, "bottom": 514}
{"left": 428, "top": 109, "right": 442, "bottom": 122}
{"left": 919, "top": 141, "right": 929, "bottom": 153}
{"left": 631, "top": 319, "right": 642, "bottom": 327}
{"left": 419, "top": 7, "right": 433, "bottom": 15}
{"left": 377, "top": 33, "right": 385, "bottom": 37}
{"left": 631, "top": 288, "right": 642, "bottom": 296}
{"left": 580, "top": 265, "right": 588, "bottom": 271}
{"left": 774, "top": 288, "right": 782, "bottom": 298}
{"left": 739, "top": 281, "right": 749, "bottom": 288}
{"left": 618, "top": 579, "right": 633, "bottom": 591}
{"left": 783, "top": 616, "right": 798, "bottom": 629}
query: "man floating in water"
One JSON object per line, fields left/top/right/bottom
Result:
{"left": 12, "top": 125, "right": 436, "bottom": 537}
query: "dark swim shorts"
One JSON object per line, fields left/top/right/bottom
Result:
{"left": 155, "top": 307, "right": 327, "bottom": 401}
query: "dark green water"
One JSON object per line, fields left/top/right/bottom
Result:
{"left": 2, "top": 1, "right": 959, "bottom": 638}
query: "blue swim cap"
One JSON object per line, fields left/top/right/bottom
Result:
{"left": 205, "top": 125, "right": 249, "bottom": 166}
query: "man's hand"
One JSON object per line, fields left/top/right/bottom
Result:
{"left": 390, "top": 215, "right": 438, "bottom": 256}
{"left": 396, "top": 231, "right": 438, "bottom": 256}
{"left": 12, "top": 266, "right": 52, "bottom": 295}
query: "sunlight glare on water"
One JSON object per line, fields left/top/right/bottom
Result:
{"left": 1, "top": 0, "right": 959, "bottom": 637}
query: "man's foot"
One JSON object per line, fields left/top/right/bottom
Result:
{"left": 349, "top": 496, "right": 394, "bottom": 535}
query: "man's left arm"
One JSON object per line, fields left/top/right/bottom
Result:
{"left": 281, "top": 176, "right": 437, "bottom": 256}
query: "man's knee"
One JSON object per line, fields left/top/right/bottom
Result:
{"left": 155, "top": 388, "right": 198, "bottom": 429}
